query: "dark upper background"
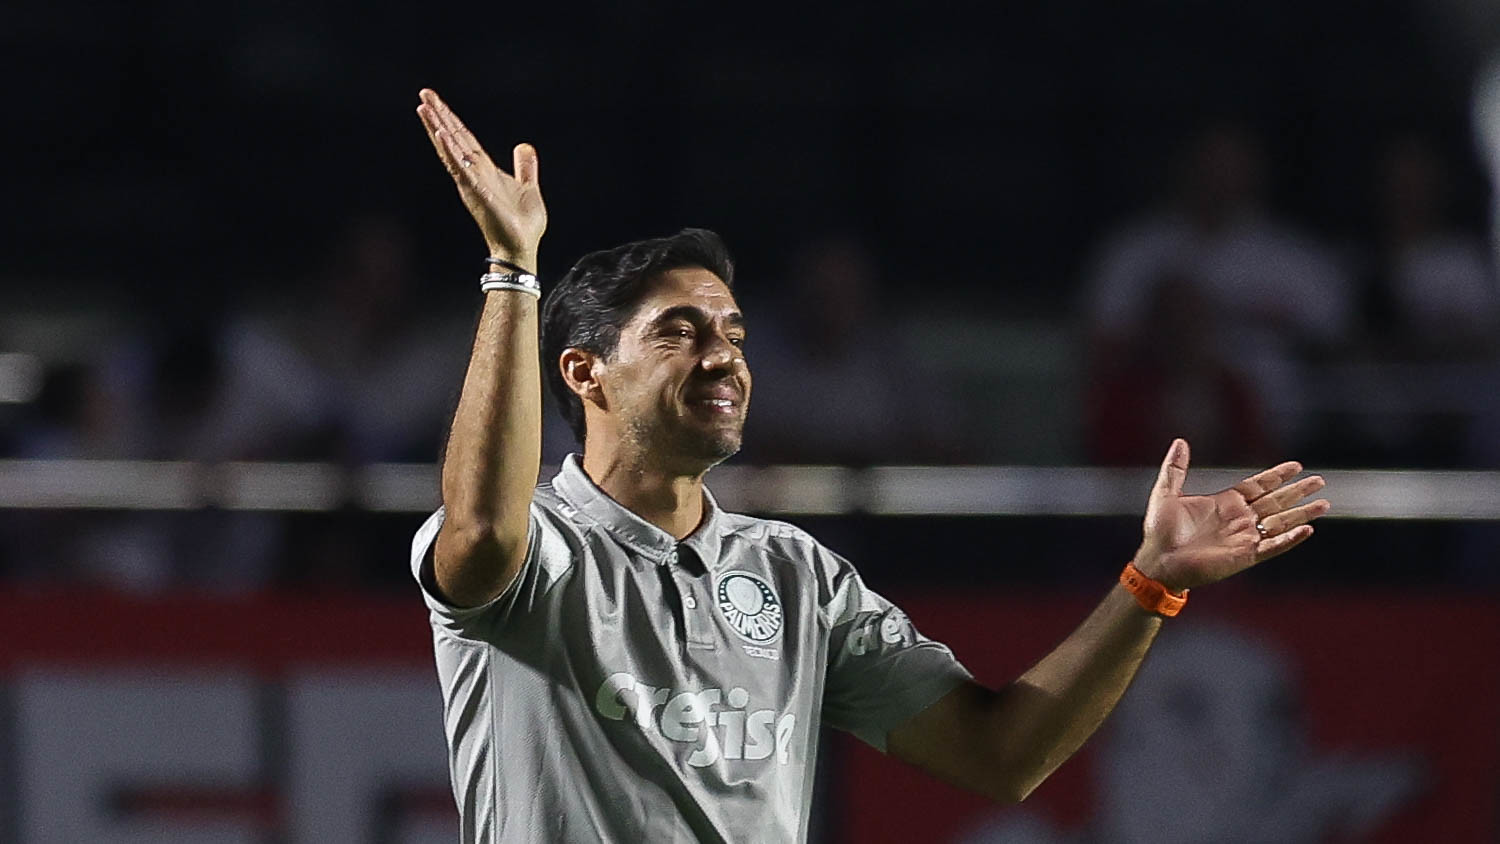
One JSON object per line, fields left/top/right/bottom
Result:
{"left": 4, "top": 0, "right": 1488, "bottom": 308}
{"left": 3, "top": 0, "right": 1500, "bottom": 592}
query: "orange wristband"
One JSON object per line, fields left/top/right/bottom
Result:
{"left": 1120, "top": 562, "right": 1188, "bottom": 617}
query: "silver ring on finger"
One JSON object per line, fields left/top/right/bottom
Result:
{"left": 461, "top": 157, "right": 474, "bottom": 168}
{"left": 1256, "top": 522, "right": 1269, "bottom": 538}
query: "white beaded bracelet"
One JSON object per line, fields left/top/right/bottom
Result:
{"left": 480, "top": 271, "right": 540, "bottom": 298}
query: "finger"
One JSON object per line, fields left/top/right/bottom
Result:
{"left": 438, "top": 130, "right": 486, "bottom": 182}
{"left": 425, "top": 126, "right": 477, "bottom": 184}
{"left": 1255, "top": 524, "right": 1314, "bottom": 563}
{"left": 419, "top": 89, "right": 486, "bottom": 160}
{"left": 1259, "top": 499, "right": 1331, "bottom": 536}
{"left": 444, "top": 122, "right": 503, "bottom": 181}
{"left": 426, "top": 127, "right": 463, "bottom": 178}
{"left": 423, "top": 121, "right": 464, "bottom": 179}
{"left": 417, "top": 89, "right": 512, "bottom": 186}
{"left": 1152, "top": 438, "right": 1191, "bottom": 498}
{"left": 416, "top": 104, "right": 453, "bottom": 166}
{"left": 1232, "top": 460, "right": 1303, "bottom": 502}
{"left": 1251, "top": 474, "right": 1326, "bottom": 518}
{"left": 417, "top": 100, "right": 440, "bottom": 134}
{"left": 420, "top": 88, "right": 461, "bottom": 136}
{"left": 429, "top": 95, "right": 483, "bottom": 155}
{"left": 513, "top": 143, "right": 539, "bottom": 186}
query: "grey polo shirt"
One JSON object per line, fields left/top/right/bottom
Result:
{"left": 412, "top": 455, "right": 971, "bottom": 843}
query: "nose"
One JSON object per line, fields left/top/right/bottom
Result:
{"left": 700, "top": 333, "right": 743, "bottom": 373}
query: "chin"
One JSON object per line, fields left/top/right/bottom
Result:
{"left": 673, "top": 428, "right": 743, "bottom": 471}
{"left": 637, "top": 415, "right": 745, "bottom": 472}
{"left": 692, "top": 431, "right": 742, "bottom": 464}
{"left": 706, "top": 436, "right": 742, "bottom": 463}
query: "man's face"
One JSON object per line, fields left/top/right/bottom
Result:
{"left": 595, "top": 267, "right": 751, "bottom": 469}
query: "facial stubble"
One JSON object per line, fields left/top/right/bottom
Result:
{"left": 626, "top": 404, "right": 745, "bottom": 472}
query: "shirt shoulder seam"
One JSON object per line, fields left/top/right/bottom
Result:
{"left": 719, "top": 514, "right": 820, "bottom": 556}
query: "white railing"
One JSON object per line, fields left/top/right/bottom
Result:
{"left": 2, "top": 460, "right": 1497, "bottom": 520}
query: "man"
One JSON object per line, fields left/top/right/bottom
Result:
{"left": 410, "top": 88, "right": 1330, "bottom": 843}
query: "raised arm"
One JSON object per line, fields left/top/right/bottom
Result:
{"left": 416, "top": 88, "right": 548, "bottom": 608}
{"left": 888, "top": 438, "right": 1330, "bottom": 803}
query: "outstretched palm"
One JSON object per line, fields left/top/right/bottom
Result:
{"left": 416, "top": 88, "right": 546, "bottom": 269}
{"left": 1135, "top": 439, "right": 1329, "bottom": 592}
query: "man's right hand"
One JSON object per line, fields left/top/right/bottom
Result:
{"left": 416, "top": 88, "right": 546, "bottom": 272}
{"left": 418, "top": 87, "right": 546, "bottom": 609}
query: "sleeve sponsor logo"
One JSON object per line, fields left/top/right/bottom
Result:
{"left": 595, "top": 672, "right": 797, "bottom": 769}
{"left": 715, "top": 571, "right": 783, "bottom": 644}
{"left": 843, "top": 608, "right": 913, "bottom": 657}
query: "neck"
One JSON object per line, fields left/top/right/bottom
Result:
{"left": 582, "top": 447, "right": 708, "bottom": 540}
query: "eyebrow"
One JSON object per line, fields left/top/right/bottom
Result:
{"left": 648, "top": 305, "right": 746, "bottom": 332}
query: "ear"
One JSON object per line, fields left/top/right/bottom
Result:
{"left": 559, "top": 347, "right": 607, "bottom": 410}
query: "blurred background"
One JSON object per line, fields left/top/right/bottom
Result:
{"left": 2, "top": 0, "right": 1499, "bottom": 841}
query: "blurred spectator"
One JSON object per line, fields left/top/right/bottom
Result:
{"left": 198, "top": 213, "right": 467, "bottom": 463}
{"left": 738, "top": 234, "right": 964, "bottom": 465}
{"left": 1304, "top": 134, "right": 1500, "bottom": 469}
{"left": 12, "top": 349, "right": 152, "bottom": 462}
{"left": 1, "top": 214, "right": 474, "bottom": 594}
{"left": 169, "top": 213, "right": 475, "bottom": 592}
{"left": 1086, "top": 274, "right": 1272, "bottom": 466}
{"left": 1369, "top": 133, "right": 1499, "bottom": 359}
{"left": 2, "top": 341, "right": 182, "bottom": 592}
{"left": 152, "top": 329, "right": 287, "bottom": 592}
{"left": 146, "top": 327, "right": 224, "bottom": 458}
{"left": 1082, "top": 123, "right": 1353, "bottom": 450}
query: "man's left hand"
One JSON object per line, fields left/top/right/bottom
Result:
{"left": 1133, "top": 438, "right": 1330, "bottom": 593}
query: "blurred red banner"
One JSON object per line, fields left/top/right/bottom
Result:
{"left": 0, "top": 589, "right": 451, "bottom": 842}
{"left": 838, "top": 591, "right": 1500, "bottom": 844}
{"left": 0, "top": 588, "right": 1493, "bottom": 842}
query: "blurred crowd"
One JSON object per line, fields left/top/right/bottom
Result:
{"left": 1083, "top": 124, "right": 1500, "bottom": 469}
{"left": 2, "top": 123, "right": 1498, "bottom": 594}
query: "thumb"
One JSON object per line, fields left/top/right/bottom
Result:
{"left": 513, "top": 143, "right": 539, "bottom": 186}
{"left": 1153, "top": 438, "right": 1190, "bottom": 498}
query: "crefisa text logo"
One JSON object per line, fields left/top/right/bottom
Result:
{"left": 716, "top": 571, "right": 783, "bottom": 644}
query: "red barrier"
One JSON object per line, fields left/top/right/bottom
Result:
{"left": 1, "top": 588, "right": 1493, "bottom": 842}
{"left": 0, "top": 589, "right": 450, "bottom": 842}
{"left": 0, "top": 588, "right": 433, "bottom": 670}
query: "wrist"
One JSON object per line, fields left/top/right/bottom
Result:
{"left": 1120, "top": 561, "right": 1189, "bottom": 617}
{"left": 1130, "top": 545, "right": 1187, "bottom": 595}
{"left": 486, "top": 246, "right": 537, "bottom": 275}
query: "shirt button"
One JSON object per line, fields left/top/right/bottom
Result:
{"left": 684, "top": 595, "right": 697, "bottom": 609}
{"left": 668, "top": 551, "right": 679, "bottom": 565}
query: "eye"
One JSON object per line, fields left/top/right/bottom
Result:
{"left": 729, "top": 337, "right": 745, "bottom": 348}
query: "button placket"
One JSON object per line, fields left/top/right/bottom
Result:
{"left": 672, "top": 548, "right": 716, "bottom": 651}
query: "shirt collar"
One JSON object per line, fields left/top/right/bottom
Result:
{"left": 552, "top": 454, "right": 727, "bottom": 570}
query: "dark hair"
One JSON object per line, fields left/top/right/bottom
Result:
{"left": 541, "top": 228, "right": 735, "bottom": 445}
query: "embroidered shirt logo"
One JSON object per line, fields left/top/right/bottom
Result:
{"left": 716, "top": 571, "right": 783, "bottom": 644}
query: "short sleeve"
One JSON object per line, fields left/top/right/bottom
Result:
{"left": 820, "top": 553, "right": 972, "bottom": 752}
{"left": 409, "top": 505, "right": 547, "bottom": 640}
